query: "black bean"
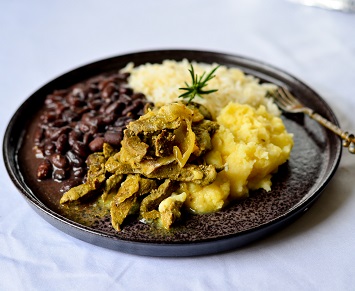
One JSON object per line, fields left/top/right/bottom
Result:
{"left": 37, "top": 159, "right": 52, "bottom": 179}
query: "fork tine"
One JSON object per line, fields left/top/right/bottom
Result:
{"left": 272, "top": 88, "right": 289, "bottom": 110}
{"left": 277, "top": 87, "right": 303, "bottom": 107}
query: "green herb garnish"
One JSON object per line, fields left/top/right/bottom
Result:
{"left": 179, "top": 64, "right": 219, "bottom": 104}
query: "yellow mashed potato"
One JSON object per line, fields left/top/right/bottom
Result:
{"left": 183, "top": 102, "right": 294, "bottom": 214}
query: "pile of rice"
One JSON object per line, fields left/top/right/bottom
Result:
{"left": 123, "top": 59, "right": 279, "bottom": 118}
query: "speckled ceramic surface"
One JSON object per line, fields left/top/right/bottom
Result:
{"left": 3, "top": 50, "right": 342, "bottom": 256}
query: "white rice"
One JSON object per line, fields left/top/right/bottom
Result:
{"left": 123, "top": 59, "right": 279, "bottom": 118}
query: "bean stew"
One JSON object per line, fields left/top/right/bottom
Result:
{"left": 32, "top": 71, "right": 152, "bottom": 192}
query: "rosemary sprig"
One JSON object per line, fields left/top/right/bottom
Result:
{"left": 179, "top": 64, "right": 219, "bottom": 104}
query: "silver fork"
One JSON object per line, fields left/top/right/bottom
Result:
{"left": 272, "top": 87, "right": 355, "bottom": 154}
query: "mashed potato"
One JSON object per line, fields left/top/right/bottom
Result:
{"left": 184, "top": 102, "right": 293, "bottom": 213}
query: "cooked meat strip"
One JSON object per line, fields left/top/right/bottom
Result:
{"left": 159, "top": 192, "right": 186, "bottom": 230}
{"left": 127, "top": 115, "right": 181, "bottom": 135}
{"left": 140, "top": 179, "right": 178, "bottom": 221}
{"left": 110, "top": 174, "right": 158, "bottom": 231}
{"left": 111, "top": 196, "right": 137, "bottom": 231}
{"left": 106, "top": 159, "right": 216, "bottom": 186}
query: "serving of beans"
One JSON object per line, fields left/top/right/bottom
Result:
{"left": 34, "top": 71, "right": 151, "bottom": 185}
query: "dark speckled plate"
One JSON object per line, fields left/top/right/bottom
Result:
{"left": 3, "top": 50, "right": 342, "bottom": 256}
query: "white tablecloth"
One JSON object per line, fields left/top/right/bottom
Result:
{"left": 1, "top": 1, "right": 354, "bottom": 290}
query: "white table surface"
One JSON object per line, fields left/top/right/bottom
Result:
{"left": 1, "top": 1, "right": 355, "bottom": 290}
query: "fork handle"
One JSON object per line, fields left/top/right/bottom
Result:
{"left": 307, "top": 111, "right": 355, "bottom": 154}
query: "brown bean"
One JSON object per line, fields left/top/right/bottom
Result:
{"left": 44, "top": 142, "right": 56, "bottom": 156}
{"left": 118, "top": 94, "right": 132, "bottom": 104}
{"left": 51, "top": 153, "right": 69, "bottom": 169}
{"left": 56, "top": 133, "right": 68, "bottom": 153}
{"left": 104, "top": 131, "right": 122, "bottom": 146}
{"left": 105, "top": 101, "right": 124, "bottom": 115}
{"left": 102, "top": 113, "right": 117, "bottom": 125}
{"left": 73, "top": 167, "right": 85, "bottom": 178}
{"left": 40, "top": 111, "right": 57, "bottom": 123}
{"left": 117, "top": 72, "right": 130, "bottom": 80}
{"left": 89, "top": 137, "right": 104, "bottom": 152}
{"left": 54, "top": 102, "right": 68, "bottom": 115}
{"left": 78, "top": 122, "right": 90, "bottom": 133}
{"left": 53, "top": 168, "right": 67, "bottom": 180}
{"left": 68, "top": 130, "right": 82, "bottom": 146}
{"left": 122, "top": 103, "right": 139, "bottom": 116}
{"left": 81, "top": 112, "right": 99, "bottom": 126}
{"left": 82, "top": 132, "right": 92, "bottom": 145}
{"left": 66, "top": 150, "right": 84, "bottom": 167}
{"left": 72, "top": 141, "right": 88, "bottom": 157}
{"left": 102, "top": 82, "right": 116, "bottom": 99}
{"left": 37, "top": 159, "right": 52, "bottom": 179}
{"left": 119, "top": 86, "right": 133, "bottom": 96}
{"left": 114, "top": 116, "right": 131, "bottom": 127}
{"left": 62, "top": 109, "right": 79, "bottom": 122}
{"left": 131, "top": 92, "right": 145, "bottom": 100}
{"left": 88, "top": 99, "right": 102, "bottom": 110}
{"left": 53, "top": 119, "right": 68, "bottom": 128}
{"left": 35, "top": 71, "right": 148, "bottom": 183}
{"left": 45, "top": 95, "right": 62, "bottom": 106}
